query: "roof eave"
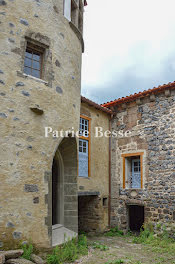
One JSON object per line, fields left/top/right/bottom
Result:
{"left": 102, "top": 82, "right": 175, "bottom": 108}
{"left": 81, "top": 96, "right": 113, "bottom": 115}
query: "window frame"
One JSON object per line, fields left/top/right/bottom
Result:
{"left": 122, "top": 152, "right": 144, "bottom": 189}
{"left": 63, "top": 0, "right": 83, "bottom": 33}
{"left": 79, "top": 115, "right": 91, "bottom": 177}
{"left": 24, "top": 42, "right": 45, "bottom": 80}
{"left": 71, "top": 0, "right": 77, "bottom": 25}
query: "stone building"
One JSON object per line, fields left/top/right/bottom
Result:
{"left": 1, "top": 0, "right": 175, "bottom": 251}
{"left": 102, "top": 83, "right": 175, "bottom": 232}
{"left": 78, "top": 96, "right": 112, "bottom": 233}
{"left": 0, "top": 0, "right": 87, "bottom": 248}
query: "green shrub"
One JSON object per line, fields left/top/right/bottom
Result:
{"left": 92, "top": 241, "right": 109, "bottom": 251}
{"left": 47, "top": 247, "right": 60, "bottom": 264}
{"left": 132, "top": 227, "right": 154, "bottom": 244}
{"left": 132, "top": 225, "right": 175, "bottom": 255}
{"left": 156, "top": 223, "right": 162, "bottom": 231}
{"left": 21, "top": 243, "right": 33, "bottom": 260}
{"left": 105, "top": 226, "right": 124, "bottom": 237}
{"left": 105, "top": 259, "right": 124, "bottom": 264}
{"left": 47, "top": 235, "right": 88, "bottom": 264}
{"left": 78, "top": 234, "right": 88, "bottom": 255}
{"left": 127, "top": 230, "right": 132, "bottom": 236}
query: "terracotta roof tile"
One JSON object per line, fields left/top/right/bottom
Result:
{"left": 102, "top": 81, "right": 175, "bottom": 107}
{"left": 81, "top": 96, "right": 113, "bottom": 114}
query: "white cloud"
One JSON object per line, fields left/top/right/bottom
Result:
{"left": 82, "top": 0, "right": 175, "bottom": 103}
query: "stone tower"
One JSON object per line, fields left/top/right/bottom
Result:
{"left": 0, "top": 0, "right": 86, "bottom": 248}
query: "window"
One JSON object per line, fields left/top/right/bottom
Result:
{"left": 63, "top": 0, "right": 77, "bottom": 23}
{"left": 103, "top": 197, "right": 108, "bottom": 207}
{"left": 64, "top": 0, "right": 71, "bottom": 21}
{"left": 79, "top": 117, "right": 89, "bottom": 137}
{"left": 122, "top": 153, "right": 143, "bottom": 189}
{"left": 78, "top": 115, "right": 91, "bottom": 177}
{"left": 63, "top": 0, "right": 84, "bottom": 33}
{"left": 24, "top": 43, "right": 44, "bottom": 79}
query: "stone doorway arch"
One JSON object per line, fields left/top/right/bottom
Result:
{"left": 52, "top": 150, "right": 64, "bottom": 226}
{"left": 51, "top": 137, "right": 78, "bottom": 246}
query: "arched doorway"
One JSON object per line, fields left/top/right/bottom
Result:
{"left": 52, "top": 150, "right": 64, "bottom": 226}
{"left": 51, "top": 137, "right": 78, "bottom": 246}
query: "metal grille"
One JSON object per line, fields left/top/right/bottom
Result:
{"left": 128, "top": 172, "right": 141, "bottom": 189}
{"left": 24, "top": 47, "right": 42, "bottom": 79}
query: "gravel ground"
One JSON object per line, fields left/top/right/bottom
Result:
{"left": 73, "top": 235, "right": 175, "bottom": 264}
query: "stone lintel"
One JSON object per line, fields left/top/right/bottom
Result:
{"left": 78, "top": 191, "right": 100, "bottom": 196}
{"left": 125, "top": 199, "right": 145, "bottom": 206}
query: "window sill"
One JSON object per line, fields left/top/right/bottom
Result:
{"left": 124, "top": 188, "right": 143, "bottom": 190}
{"left": 78, "top": 176, "right": 90, "bottom": 179}
{"left": 78, "top": 191, "right": 100, "bottom": 196}
{"left": 17, "top": 71, "right": 49, "bottom": 86}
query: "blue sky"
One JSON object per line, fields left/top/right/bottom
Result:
{"left": 81, "top": 0, "right": 175, "bottom": 104}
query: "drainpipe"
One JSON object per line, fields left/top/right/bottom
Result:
{"left": 108, "top": 114, "right": 113, "bottom": 227}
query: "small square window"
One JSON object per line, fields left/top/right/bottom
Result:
{"left": 24, "top": 43, "right": 44, "bottom": 79}
{"left": 103, "top": 197, "right": 108, "bottom": 207}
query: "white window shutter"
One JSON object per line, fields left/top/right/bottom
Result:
{"left": 64, "top": 0, "right": 71, "bottom": 21}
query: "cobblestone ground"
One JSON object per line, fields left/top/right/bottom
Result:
{"left": 75, "top": 236, "right": 175, "bottom": 264}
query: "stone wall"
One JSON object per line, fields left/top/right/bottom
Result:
{"left": 0, "top": 0, "right": 83, "bottom": 248}
{"left": 78, "top": 102, "right": 110, "bottom": 232}
{"left": 78, "top": 195, "right": 106, "bottom": 233}
{"left": 110, "top": 89, "right": 175, "bottom": 231}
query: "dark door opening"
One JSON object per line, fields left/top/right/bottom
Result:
{"left": 52, "top": 157, "right": 60, "bottom": 225}
{"left": 129, "top": 205, "right": 144, "bottom": 231}
{"left": 78, "top": 195, "right": 100, "bottom": 233}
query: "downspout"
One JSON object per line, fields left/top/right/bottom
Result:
{"left": 108, "top": 114, "right": 112, "bottom": 227}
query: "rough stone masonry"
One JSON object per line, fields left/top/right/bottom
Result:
{"left": 109, "top": 88, "right": 175, "bottom": 231}
{"left": 0, "top": 0, "right": 84, "bottom": 248}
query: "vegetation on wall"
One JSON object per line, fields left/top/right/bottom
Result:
{"left": 21, "top": 243, "right": 34, "bottom": 260}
